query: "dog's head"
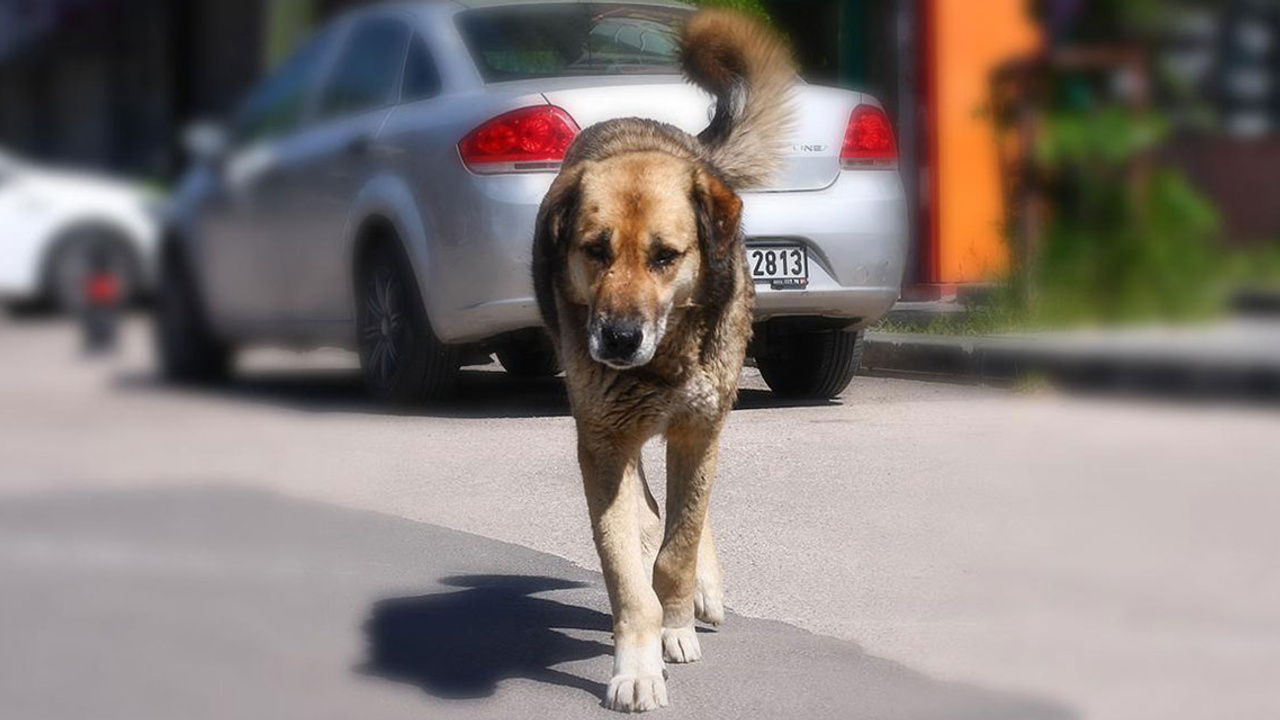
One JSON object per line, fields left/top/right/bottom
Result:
{"left": 537, "top": 151, "right": 742, "bottom": 370}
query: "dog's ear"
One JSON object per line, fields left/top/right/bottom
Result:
{"left": 532, "top": 165, "right": 585, "bottom": 336}
{"left": 693, "top": 166, "right": 744, "bottom": 280}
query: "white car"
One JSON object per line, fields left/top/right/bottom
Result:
{"left": 0, "top": 148, "right": 160, "bottom": 311}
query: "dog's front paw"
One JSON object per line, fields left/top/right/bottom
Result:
{"left": 606, "top": 639, "right": 668, "bottom": 712}
{"left": 661, "top": 625, "right": 702, "bottom": 664}
{"left": 694, "top": 578, "right": 725, "bottom": 626}
{"left": 605, "top": 673, "right": 669, "bottom": 713}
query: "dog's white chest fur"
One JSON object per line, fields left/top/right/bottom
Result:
{"left": 675, "top": 371, "right": 724, "bottom": 420}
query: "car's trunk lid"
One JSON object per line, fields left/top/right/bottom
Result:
{"left": 507, "top": 76, "right": 861, "bottom": 192}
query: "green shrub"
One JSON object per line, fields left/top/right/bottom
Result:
{"left": 688, "top": 0, "right": 772, "bottom": 23}
{"left": 1031, "top": 105, "right": 1222, "bottom": 325}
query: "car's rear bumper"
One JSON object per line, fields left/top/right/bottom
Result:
{"left": 752, "top": 285, "right": 901, "bottom": 330}
{"left": 0, "top": 214, "right": 46, "bottom": 301}
{"left": 0, "top": 266, "right": 39, "bottom": 300}
{"left": 423, "top": 169, "right": 908, "bottom": 344}
{"left": 743, "top": 169, "right": 907, "bottom": 330}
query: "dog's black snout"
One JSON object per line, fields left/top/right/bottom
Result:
{"left": 599, "top": 320, "right": 644, "bottom": 359}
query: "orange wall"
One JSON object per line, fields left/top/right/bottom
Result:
{"left": 932, "top": 0, "right": 1040, "bottom": 283}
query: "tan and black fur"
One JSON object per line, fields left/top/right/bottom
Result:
{"left": 532, "top": 9, "right": 794, "bottom": 713}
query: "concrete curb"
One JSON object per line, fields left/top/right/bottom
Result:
{"left": 861, "top": 324, "right": 1280, "bottom": 399}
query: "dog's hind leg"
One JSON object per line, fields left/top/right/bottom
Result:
{"left": 580, "top": 439, "right": 668, "bottom": 712}
{"left": 694, "top": 518, "right": 726, "bottom": 626}
{"left": 654, "top": 422, "right": 722, "bottom": 664}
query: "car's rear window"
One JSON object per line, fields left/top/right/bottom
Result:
{"left": 456, "top": 4, "right": 689, "bottom": 82}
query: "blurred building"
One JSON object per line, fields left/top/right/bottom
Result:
{"left": 0, "top": 0, "right": 259, "bottom": 178}
{"left": 1159, "top": 1, "right": 1280, "bottom": 245}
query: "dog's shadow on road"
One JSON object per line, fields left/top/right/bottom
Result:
{"left": 359, "top": 574, "right": 612, "bottom": 701}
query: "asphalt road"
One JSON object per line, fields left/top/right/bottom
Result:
{"left": 1, "top": 315, "right": 1278, "bottom": 720}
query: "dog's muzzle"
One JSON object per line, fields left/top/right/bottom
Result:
{"left": 589, "top": 317, "right": 657, "bottom": 369}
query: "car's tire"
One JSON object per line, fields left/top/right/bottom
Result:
{"left": 154, "top": 246, "right": 232, "bottom": 384}
{"left": 3, "top": 299, "right": 48, "bottom": 319}
{"left": 46, "top": 226, "right": 140, "bottom": 313}
{"left": 497, "top": 333, "right": 560, "bottom": 377}
{"left": 357, "top": 243, "right": 460, "bottom": 404}
{"left": 757, "top": 328, "right": 864, "bottom": 399}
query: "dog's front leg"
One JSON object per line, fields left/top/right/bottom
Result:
{"left": 654, "top": 421, "right": 722, "bottom": 664}
{"left": 579, "top": 437, "right": 668, "bottom": 712}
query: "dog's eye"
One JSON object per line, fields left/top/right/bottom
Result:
{"left": 581, "top": 241, "right": 610, "bottom": 264}
{"left": 651, "top": 247, "right": 683, "bottom": 270}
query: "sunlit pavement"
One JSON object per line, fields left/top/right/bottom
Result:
{"left": 1, "top": 314, "right": 1278, "bottom": 720}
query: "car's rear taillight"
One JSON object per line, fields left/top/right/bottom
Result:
{"left": 458, "top": 106, "right": 580, "bottom": 174}
{"left": 841, "top": 105, "right": 898, "bottom": 168}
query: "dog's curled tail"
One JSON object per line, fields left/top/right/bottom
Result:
{"left": 681, "top": 9, "right": 795, "bottom": 190}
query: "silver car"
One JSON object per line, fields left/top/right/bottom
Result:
{"left": 159, "top": 0, "right": 907, "bottom": 401}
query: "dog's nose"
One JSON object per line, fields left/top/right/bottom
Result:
{"left": 599, "top": 320, "right": 644, "bottom": 359}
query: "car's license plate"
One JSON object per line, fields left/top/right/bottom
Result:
{"left": 748, "top": 245, "right": 808, "bottom": 289}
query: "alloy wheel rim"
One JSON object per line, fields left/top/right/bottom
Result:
{"left": 363, "top": 266, "right": 404, "bottom": 389}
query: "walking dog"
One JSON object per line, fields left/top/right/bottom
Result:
{"left": 532, "top": 9, "right": 794, "bottom": 713}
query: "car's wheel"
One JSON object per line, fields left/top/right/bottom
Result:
{"left": 47, "top": 226, "right": 140, "bottom": 313}
{"left": 357, "top": 243, "right": 460, "bottom": 404}
{"left": 154, "top": 246, "right": 232, "bottom": 384}
{"left": 497, "top": 332, "right": 560, "bottom": 377}
{"left": 756, "top": 328, "right": 864, "bottom": 399}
